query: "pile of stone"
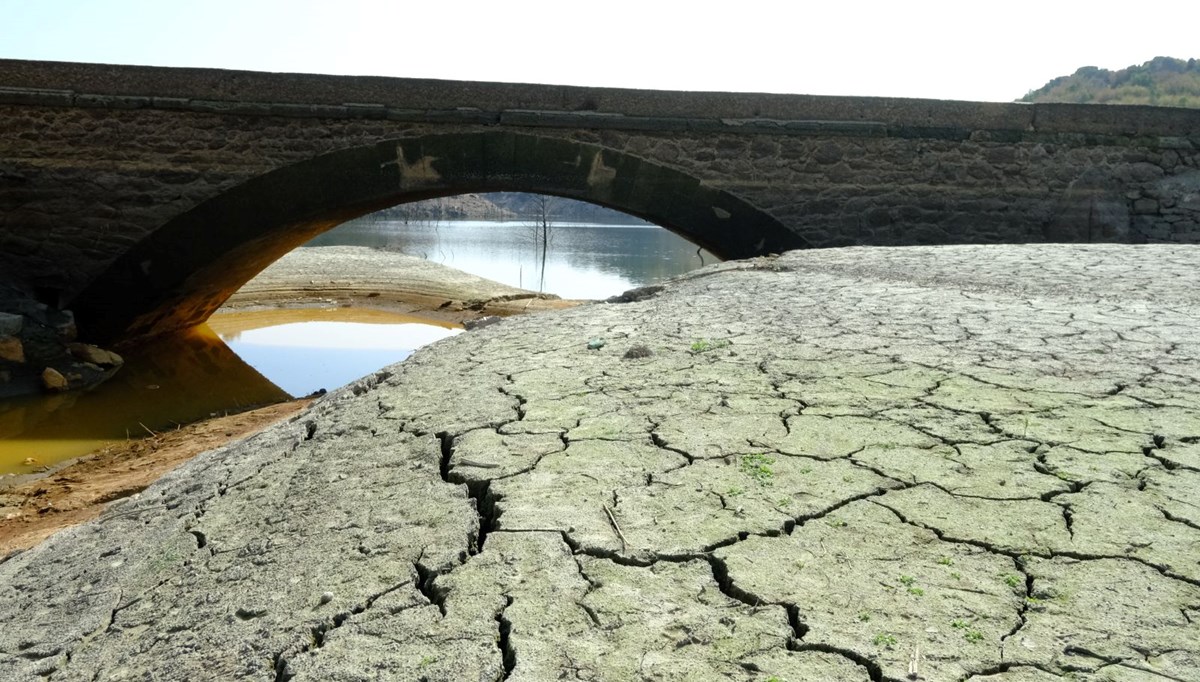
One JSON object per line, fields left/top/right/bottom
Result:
{"left": 0, "top": 286, "right": 123, "bottom": 399}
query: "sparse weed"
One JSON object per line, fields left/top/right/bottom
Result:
{"left": 964, "top": 630, "right": 985, "bottom": 643}
{"left": 857, "top": 611, "right": 871, "bottom": 622}
{"left": 951, "top": 619, "right": 968, "bottom": 629}
{"left": 1002, "top": 574, "right": 1022, "bottom": 589}
{"left": 740, "top": 453, "right": 776, "bottom": 486}
{"left": 936, "top": 556, "right": 954, "bottom": 566}
{"left": 691, "top": 338, "right": 731, "bottom": 354}
{"left": 872, "top": 633, "right": 898, "bottom": 647}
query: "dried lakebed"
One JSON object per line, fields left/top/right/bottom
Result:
{"left": 2, "top": 244, "right": 1199, "bottom": 681}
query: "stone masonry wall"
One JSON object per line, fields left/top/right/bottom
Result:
{"left": 0, "top": 62, "right": 1198, "bottom": 305}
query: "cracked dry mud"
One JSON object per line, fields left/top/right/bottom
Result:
{"left": 2, "top": 244, "right": 1200, "bottom": 682}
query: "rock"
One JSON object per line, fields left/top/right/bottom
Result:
{"left": 40, "top": 367, "right": 68, "bottom": 392}
{"left": 463, "top": 316, "right": 502, "bottom": 331}
{"left": 606, "top": 285, "right": 663, "bottom": 303}
{"left": 50, "top": 309, "right": 76, "bottom": 341}
{"left": 0, "top": 335, "right": 23, "bottom": 363}
{"left": 586, "top": 338, "right": 605, "bottom": 350}
{"left": 66, "top": 342, "right": 123, "bottom": 367}
{"left": 0, "top": 312, "right": 22, "bottom": 336}
{"left": 622, "top": 344, "right": 652, "bottom": 359}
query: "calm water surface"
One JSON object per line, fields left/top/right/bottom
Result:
{"left": 0, "top": 309, "right": 459, "bottom": 473}
{"left": 1, "top": 221, "right": 707, "bottom": 473}
{"left": 210, "top": 308, "right": 461, "bottom": 397}
{"left": 306, "top": 220, "right": 716, "bottom": 299}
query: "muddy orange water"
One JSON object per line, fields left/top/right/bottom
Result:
{"left": 0, "top": 308, "right": 461, "bottom": 474}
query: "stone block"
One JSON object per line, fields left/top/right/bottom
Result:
{"left": 0, "top": 336, "right": 23, "bottom": 363}
{"left": 1133, "top": 198, "right": 1160, "bottom": 215}
{"left": 40, "top": 367, "right": 67, "bottom": 392}
{"left": 0, "top": 312, "right": 21, "bottom": 336}
{"left": 66, "top": 342, "right": 123, "bottom": 367}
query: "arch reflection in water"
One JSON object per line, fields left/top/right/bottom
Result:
{"left": 0, "top": 308, "right": 461, "bottom": 474}
{"left": 206, "top": 308, "right": 462, "bottom": 398}
{"left": 0, "top": 326, "right": 289, "bottom": 472}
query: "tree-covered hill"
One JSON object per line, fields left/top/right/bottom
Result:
{"left": 1020, "top": 56, "right": 1200, "bottom": 107}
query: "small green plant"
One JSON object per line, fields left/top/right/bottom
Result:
{"left": 798, "top": 466, "right": 813, "bottom": 475}
{"left": 765, "top": 676, "right": 786, "bottom": 682}
{"left": 898, "top": 575, "right": 916, "bottom": 587}
{"left": 776, "top": 497, "right": 792, "bottom": 508}
{"left": 419, "top": 655, "right": 437, "bottom": 668}
{"left": 857, "top": 611, "right": 871, "bottom": 622}
{"left": 1002, "top": 574, "right": 1022, "bottom": 589}
{"left": 950, "top": 571, "right": 962, "bottom": 581}
{"left": 740, "top": 453, "right": 776, "bottom": 486}
{"left": 951, "top": 619, "right": 968, "bottom": 629}
{"left": 150, "top": 548, "right": 183, "bottom": 573}
{"left": 936, "top": 556, "right": 954, "bottom": 566}
{"left": 726, "top": 487, "right": 745, "bottom": 497}
{"left": 872, "top": 633, "right": 898, "bottom": 647}
{"left": 964, "top": 630, "right": 985, "bottom": 643}
{"left": 826, "top": 517, "right": 848, "bottom": 528}
{"left": 907, "top": 587, "right": 925, "bottom": 597}
{"left": 691, "top": 338, "right": 731, "bottom": 354}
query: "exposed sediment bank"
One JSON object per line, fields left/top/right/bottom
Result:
{"left": 221, "top": 245, "right": 582, "bottom": 319}
{"left": 2, "top": 244, "right": 1199, "bottom": 681}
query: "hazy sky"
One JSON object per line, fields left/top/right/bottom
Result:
{"left": 1, "top": 1, "right": 1196, "bottom": 102}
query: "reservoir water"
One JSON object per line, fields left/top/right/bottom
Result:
{"left": 0, "top": 220, "right": 711, "bottom": 474}
{"left": 305, "top": 219, "right": 716, "bottom": 299}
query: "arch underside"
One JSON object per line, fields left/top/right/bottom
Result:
{"left": 71, "top": 131, "right": 805, "bottom": 343}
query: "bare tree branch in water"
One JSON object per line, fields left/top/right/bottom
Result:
{"left": 527, "top": 195, "right": 557, "bottom": 292}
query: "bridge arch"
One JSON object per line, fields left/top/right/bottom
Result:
{"left": 70, "top": 131, "right": 802, "bottom": 343}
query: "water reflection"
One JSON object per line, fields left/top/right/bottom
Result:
{"left": 305, "top": 221, "right": 715, "bottom": 299}
{"left": 0, "top": 326, "right": 288, "bottom": 472}
{"left": 0, "top": 308, "right": 461, "bottom": 474}
{"left": 208, "top": 308, "right": 461, "bottom": 397}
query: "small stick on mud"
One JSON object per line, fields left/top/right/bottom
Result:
{"left": 457, "top": 458, "right": 502, "bottom": 469}
{"left": 602, "top": 505, "right": 628, "bottom": 551}
{"left": 99, "top": 504, "right": 169, "bottom": 523}
{"left": 908, "top": 644, "right": 922, "bottom": 679}
{"left": 138, "top": 422, "right": 159, "bottom": 438}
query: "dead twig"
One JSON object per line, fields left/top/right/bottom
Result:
{"left": 602, "top": 504, "right": 628, "bottom": 552}
{"left": 98, "top": 503, "right": 169, "bottom": 523}
{"left": 908, "top": 644, "right": 922, "bottom": 679}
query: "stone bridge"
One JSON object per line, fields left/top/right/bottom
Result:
{"left": 0, "top": 59, "right": 1198, "bottom": 342}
